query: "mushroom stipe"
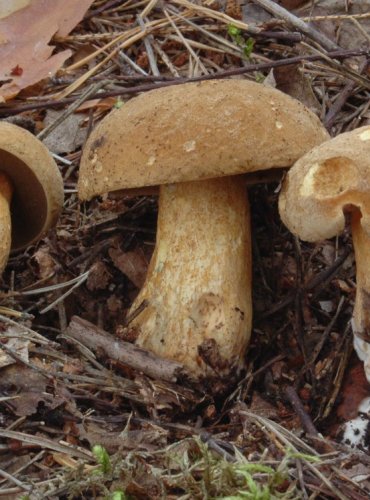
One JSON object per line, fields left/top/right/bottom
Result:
{"left": 279, "top": 125, "right": 370, "bottom": 385}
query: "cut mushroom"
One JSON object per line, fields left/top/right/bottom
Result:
{"left": 279, "top": 125, "right": 370, "bottom": 382}
{"left": 78, "top": 79, "right": 328, "bottom": 381}
{"left": 0, "top": 122, "right": 64, "bottom": 273}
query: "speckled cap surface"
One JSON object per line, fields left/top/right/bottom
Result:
{"left": 0, "top": 122, "right": 64, "bottom": 249}
{"left": 78, "top": 79, "right": 329, "bottom": 200}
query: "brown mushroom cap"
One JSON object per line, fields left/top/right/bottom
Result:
{"left": 279, "top": 126, "right": 370, "bottom": 241}
{"left": 0, "top": 122, "right": 64, "bottom": 250}
{"left": 78, "top": 79, "right": 329, "bottom": 200}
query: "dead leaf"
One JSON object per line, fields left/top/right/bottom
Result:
{"left": 0, "top": 334, "right": 29, "bottom": 368}
{"left": 343, "top": 463, "right": 370, "bottom": 488}
{"left": 86, "top": 261, "right": 112, "bottom": 291}
{"left": 76, "top": 96, "right": 119, "bottom": 113}
{"left": 77, "top": 421, "right": 168, "bottom": 454}
{"left": 300, "top": 0, "right": 370, "bottom": 51}
{"left": 0, "top": 0, "right": 94, "bottom": 100}
{"left": 31, "top": 245, "right": 58, "bottom": 280}
{"left": 242, "top": 3, "right": 272, "bottom": 24}
{"left": 250, "top": 393, "right": 279, "bottom": 420}
{"left": 109, "top": 247, "right": 148, "bottom": 288}
{"left": 42, "top": 109, "right": 87, "bottom": 154}
{"left": 273, "top": 65, "right": 321, "bottom": 113}
{"left": 0, "top": 365, "right": 52, "bottom": 416}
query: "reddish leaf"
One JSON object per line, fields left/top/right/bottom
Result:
{"left": 0, "top": 0, "right": 94, "bottom": 100}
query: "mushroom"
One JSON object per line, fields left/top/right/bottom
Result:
{"left": 278, "top": 125, "right": 370, "bottom": 382}
{"left": 78, "top": 79, "right": 328, "bottom": 380}
{"left": 0, "top": 121, "right": 64, "bottom": 273}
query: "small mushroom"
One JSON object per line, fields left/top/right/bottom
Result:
{"left": 78, "top": 79, "right": 328, "bottom": 380}
{"left": 0, "top": 122, "right": 64, "bottom": 272}
{"left": 279, "top": 125, "right": 370, "bottom": 382}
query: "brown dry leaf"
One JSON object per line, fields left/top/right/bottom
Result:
{"left": 0, "top": 0, "right": 94, "bottom": 100}
{"left": 31, "top": 245, "right": 58, "bottom": 279}
{"left": 77, "top": 421, "right": 168, "bottom": 454}
{"left": 273, "top": 65, "right": 321, "bottom": 114}
{"left": 250, "top": 393, "right": 279, "bottom": 419}
{"left": 86, "top": 261, "right": 112, "bottom": 292}
{"left": 0, "top": 323, "right": 31, "bottom": 367}
{"left": 42, "top": 109, "right": 87, "bottom": 154}
{"left": 0, "top": 365, "right": 63, "bottom": 416}
{"left": 76, "top": 96, "right": 119, "bottom": 113}
{"left": 299, "top": 0, "right": 370, "bottom": 51}
{"left": 109, "top": 247, "right": 148, "bottom": 288}
{"left": 344, "top": 463, "right": 370, "bottom": 489}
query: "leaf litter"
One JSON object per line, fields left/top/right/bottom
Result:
{"left": 0, "top": 0, "right": 369, "bottom": 498}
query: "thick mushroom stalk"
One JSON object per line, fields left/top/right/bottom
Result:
{"left": 279, "top": 125, "right": 370, "bottom": 383}
{"left": 0, "top": 172, "right": 13, "bottom": 273}
{"left": 351, "top": 211, "right": 370, "bottom": 379}
{"left": 128, "top": 177, "right": 251, "bottom": 377}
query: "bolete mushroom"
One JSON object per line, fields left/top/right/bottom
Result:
{"left": 278, "top": 125, "right": 370, "bottom": 382}
{"left": 0, "top": 122, "right": 64, "bottom": 272}
{"left": 78, "top": 79, "right": 328, "bottom": 380}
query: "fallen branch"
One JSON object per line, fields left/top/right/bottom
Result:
{"left": 66, "top": 315, "right": 187, "bottom": 382}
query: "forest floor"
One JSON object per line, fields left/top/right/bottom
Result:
{"left": 0, "top": 1, "right": 370, "bottom": 498}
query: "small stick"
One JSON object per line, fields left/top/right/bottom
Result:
{"left": 66, "top": 315, "right": 187, "bottom": 382}
{"left": 284, "top": 385, "right": 319, "bottom": 438}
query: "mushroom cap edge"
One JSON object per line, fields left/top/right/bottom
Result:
{"left": 279, "top": 125, "right": 370, "bottom": 242}
{"left": 0, "top": 121, "right": 64, "bottom": 250}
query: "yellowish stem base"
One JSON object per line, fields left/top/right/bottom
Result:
{"left": 351, "top": 211, "right": 370, "bottom": 382}
{"left": 127, "top": 176, "right": 252, "bottom": 378}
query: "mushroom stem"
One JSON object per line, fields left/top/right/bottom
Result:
{"left": 351, "top": 210, "right": 370, "bottom": 381}
{"left": 0, "top": 172, "right": 13, "bottom": 273}
{"left": 128, "top": 176, "right": 252, "bottom": 378}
